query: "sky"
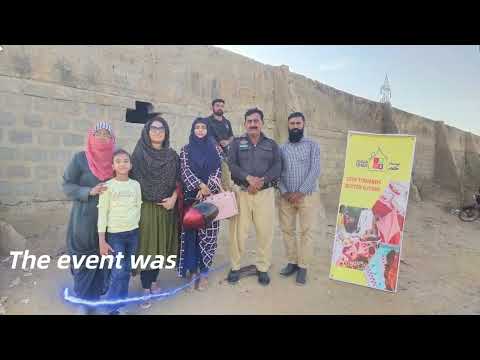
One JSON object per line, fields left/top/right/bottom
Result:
{"left": 215, "top": 45, "right": 479, "bottom": 135}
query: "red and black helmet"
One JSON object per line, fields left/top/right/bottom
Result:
{"left": 183, "top": 202, "right": 219, "bottom": 230}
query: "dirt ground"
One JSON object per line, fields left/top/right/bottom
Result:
{"left": 1, "top": 198, "right": 480, "bottom": 315}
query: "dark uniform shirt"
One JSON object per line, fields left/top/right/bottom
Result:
{"left": 206, "top": 115, "right": 234, "bottom": 145}
{"left": 228, "top": 132, "right": 282, "bottom": 188}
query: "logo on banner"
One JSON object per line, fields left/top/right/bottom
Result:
{"left": 368, "top": 148, "right": 387, "bottom": 171}
{"left": 355, "top": 147, "right": 400, "bottom": 172}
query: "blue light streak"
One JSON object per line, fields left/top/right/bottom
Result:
{"left": 63, "top": 262, "right": 230, "bottom": 307}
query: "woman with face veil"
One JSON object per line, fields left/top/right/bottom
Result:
{"left": 130, "top": 113, "right": 180, "bottom": 309}
{"left": 62, "top": 122, "right": 115, "bottom": 315}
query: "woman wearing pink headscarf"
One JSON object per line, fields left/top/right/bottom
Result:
{"left": 62, "top": 122, "right": 115, "bottom": 314}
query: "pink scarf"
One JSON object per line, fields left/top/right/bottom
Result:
{"left": 85, "top": 129, "right": 115, "bottom": 181}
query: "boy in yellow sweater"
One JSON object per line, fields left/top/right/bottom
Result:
{"left": 98, "top": 149, "right": 142, "bottom": 315}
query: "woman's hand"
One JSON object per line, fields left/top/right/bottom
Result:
{"left": 196, "top": 190, "right": 204, "bottom": 201}
{"left": 160, "top": 195, "right": 176, "bottom": 210}
{"left": 199, "top": 183, "right": 211, "bottom": 197}
{"left": 90, "top": 183, "right": 108, "bottom": 196}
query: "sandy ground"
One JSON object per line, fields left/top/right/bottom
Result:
{"left": 1, "top": 199, "right": 480, "bottom": 315}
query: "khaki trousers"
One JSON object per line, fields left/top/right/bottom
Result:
{"left": 221, "top": 160, "right": 232, "bottom": 191}
{"left": 278, "top": 194, "right": 315, "bottom": 269}
{"left": 228, "top": 187, "right": 275, "bottom": 272}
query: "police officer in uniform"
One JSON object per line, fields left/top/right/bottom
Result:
{"left": 227, "top": 108, "right": 282, "bottom": 286}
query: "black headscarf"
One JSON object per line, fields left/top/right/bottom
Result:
{"left": 131, "top": 114, "right": 179, "bottom": 202}
{"left": 187, "top": 117, "right": 221, "bottom": 184}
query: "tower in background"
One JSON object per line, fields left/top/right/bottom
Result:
{"left": 380, "top": 74, "right": 391, "bottom": 104}
{"left": 381, "top": 74, "right": 397, "bottom": 134}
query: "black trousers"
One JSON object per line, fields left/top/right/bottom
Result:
{"left": 140, "top": 269, "right": 159, "bottom": 290}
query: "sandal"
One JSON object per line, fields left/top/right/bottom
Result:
{"left": 150, "top": 282, "right": 162, "bottom": 295}
{"left": 140, "top": 289, "right": 152, "bottom": 310}
{"left": 197, "top": 276, "right": 208, "bottom": 291}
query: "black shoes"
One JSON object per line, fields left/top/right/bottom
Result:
{"left": 296, "top": 268, "right": 307, "bottom": 285}
{"left": 279, "top": 263, "right": 307, "bottom": 285}
{"left": 227, "top": 269, "right": 240, "bottom": 284}
{"left": 280, "top": 263, "right": 299, "bottom": 277}
{"left": 257, "top": 271, "right": 270, "bottom": 286}
{"left": 228, "top": 268, "right": 270, "bottom": 286}
{"left": 228, "top": 267, "right": 303, "bottom": 285}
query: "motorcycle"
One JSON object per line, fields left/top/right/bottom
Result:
{"left": 458, "top": 187, "right": 480, "bottom": 222}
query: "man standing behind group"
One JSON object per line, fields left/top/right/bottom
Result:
{"left": 278, "top": 112, "right": 321, "bottom": 285}
{"left": 206, "top": 99, "right": 234, "bottom": 190}
{"left": 227, "top": 108, "right": 282, "bottom": 286}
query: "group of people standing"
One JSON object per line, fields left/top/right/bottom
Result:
{"left": 63, "top": 98, "right": 321, "bottom": 315}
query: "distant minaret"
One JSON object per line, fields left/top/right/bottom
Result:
{"left": 380, "top": 74, "right": 391, "bottom": 104}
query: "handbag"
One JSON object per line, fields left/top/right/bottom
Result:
{"left": 203, "top": 178, "right": 238, "bottom": 221}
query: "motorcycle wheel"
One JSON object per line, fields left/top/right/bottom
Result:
{"left": 458, "top": 207, "right": 480, "bottom": 222}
